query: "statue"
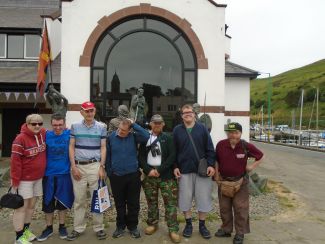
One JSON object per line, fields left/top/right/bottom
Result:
{"left": 108, "top": 105, "right": 130, "bottom": 134}
{"left": 193, "top": 103, "right": 212, "bottom": 132}
{"left": 193, "top": 103, "right": 200, "bottom": 120}
{"left": 248, "top": 172, "right": 268, "bottom": 196}
{"left": 46, "top": 84, "right": 68, "bottom": 118}
{"left": 130, "top": 87, "right": 146, "bottom": 124}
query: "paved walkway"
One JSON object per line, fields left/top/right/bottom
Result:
{"left": 1, "top": 142, "right": 325, "bottom": 243}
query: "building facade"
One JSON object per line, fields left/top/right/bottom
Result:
{"left": 0, "top": 0, "right": 258, "bottom": 156}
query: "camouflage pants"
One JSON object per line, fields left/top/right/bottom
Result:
{"left": 142, "top": 176, "right": 179, "bottom": 233}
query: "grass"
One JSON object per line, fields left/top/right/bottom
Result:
{"left": 250, "top": 59, "right": 325, "bottom": 128}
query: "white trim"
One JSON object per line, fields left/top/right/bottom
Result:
{"left": 0, "top": 58, "right": 38, "bottom": 62}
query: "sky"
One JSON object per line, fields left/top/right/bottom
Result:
{"left": 219, "top": 0, "right": 325, "bottom": 77}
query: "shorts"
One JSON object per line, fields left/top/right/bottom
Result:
{"left": 17, "top": 178, "right": 43, "bottom": 199}
{"left": 42, "top": 176, "right": 68, "bottom": 213}
{"left": 178, "top": 172, "right": 213, "bottom": 213}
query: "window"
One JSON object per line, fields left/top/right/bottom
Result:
{"left": 0, "top": 34, "right": 6, "bottom": 58}
{"left": 25, "top": 35, "right": 40, "bottom": 58}
{"left": 91, "top": 16, "right": 197, "bottom": 131}
{"left": 8, "top": 35, "right": 24, "bottom": 59}
{"left": 0, "top": 34, "right": 40, "bottom": 60}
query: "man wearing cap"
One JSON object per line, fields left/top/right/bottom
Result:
{"left": 106, "top": 118, "right": 149, "bottom": 239}
{"left": 67, "top": 101, "right": 107, "bottom": 241}
{"left": 173, "top": 104, "right": 216, "bottom": 239}
{"left": 215, "top": 122, "right": 264, "bottom": 244}
{"left": 139, "top": 115, "right": 180, "bottom": 243}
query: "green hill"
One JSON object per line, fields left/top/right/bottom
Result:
{"left": 250, "top": 59, "right": 325, "bottom": 129}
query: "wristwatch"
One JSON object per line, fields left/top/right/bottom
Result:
{"left": 100, "top": 164, "right": 105, "bottom": 169}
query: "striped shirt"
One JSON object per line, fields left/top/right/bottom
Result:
{"left": 70, "top": 120, "right": 107, "bottom": 161}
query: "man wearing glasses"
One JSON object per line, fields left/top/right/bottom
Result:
{"left": 37, "top": 114, "right": 74, "bottom": 241}
{"left": 67, "top": 102, "right": 107, "bottom": 241}
{"left": 173, "top": 104, "right": 216, "bottom": 240}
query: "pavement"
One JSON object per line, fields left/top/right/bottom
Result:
{"left": 1, "top": 142, "right": 325, "bottom": 244}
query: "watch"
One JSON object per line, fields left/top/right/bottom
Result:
{"left": 100, "top": 164, "right": 105, "bottom": 169}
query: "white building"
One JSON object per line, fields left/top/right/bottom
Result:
{"left": 0, "top": 0, "right": 258, "bottom": 156}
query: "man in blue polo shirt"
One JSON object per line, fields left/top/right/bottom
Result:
{"left": 67, "top": 102, "right": 107, "bottom": 241}
{"left": 106, "top": 118, "right": 149, "bottom": 239}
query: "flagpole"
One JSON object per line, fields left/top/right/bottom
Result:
{"left": 45, "top": 20, "right": 53, "bottom": 86}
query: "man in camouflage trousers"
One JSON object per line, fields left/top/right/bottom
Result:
{"left": 139, "top": 115, "right": 181, "bottom": 243}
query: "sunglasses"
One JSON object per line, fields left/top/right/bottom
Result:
{"left": 29, "top": 122, "right": 43, "bottom": 126}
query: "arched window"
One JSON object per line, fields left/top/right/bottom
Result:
{"left": 91, "top": 16, "right": 197, "bottom": 130}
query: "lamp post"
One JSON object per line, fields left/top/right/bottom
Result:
{"left": 259, "top": 72, "right": 272, "bottom": 142}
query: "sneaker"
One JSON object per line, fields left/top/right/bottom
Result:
{"left": 199, "top": 225, "right": 211, "bottom": 239}
{"left": 182, "top": 224, "right": 193, "bottom": 238}
{"left": 215, "top": 228, "right": 231, "bottom": 237}
{"left": 66, "top": 230, "right": 81, "bottom": 241}
{"left": 233, "top": 234, "right": 244, "bottom": 244}
{"left": 112, "top": 228, "right": 125, "bottom": 238}
{"left": 23, "top": 228, "right": 37, "bottom": 242}
{"left": 96, "top": 230, "right": 107, "bottom": 240}
{"left": 58, "top": 227, "right": 68, "bottom": 240}
{"left": 37, "top": 228, "right": 53, "bottom": 242}
{"left": 129, "top": 228, "right": 141, "bottom": 238}
{"left": 15, "top": 233, "right": 32, "bottom": 244}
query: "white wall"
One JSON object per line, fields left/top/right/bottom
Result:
{"left": 46, "top": 18, "right": 61, "bottom": 60}
{"left": 61, "top": 0, "right": 227, "bottom": 142}
{"left": 225, "top": 77, "right": 250, "bottom": 111}
{"left": 225, "top": 77, "right": 251, "bottom": 141}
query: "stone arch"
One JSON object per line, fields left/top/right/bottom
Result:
{"left": 79, "top": 3, "right": 208, "bottom": 69}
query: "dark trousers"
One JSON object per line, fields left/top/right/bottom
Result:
{"left": 218, "top": 179, "right": 250, "bottom": 235}
{"left": 109, "top": 171, "right": 141, "bottom": 230}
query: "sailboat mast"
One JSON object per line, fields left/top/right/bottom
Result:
{"left": 299, "top": 89, "right": 304, "bottom": 145}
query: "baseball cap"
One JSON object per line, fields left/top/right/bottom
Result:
{"left": 150, "top": 114, "right": 164, "bottom": 123}
{"left": 225, "top": 122, "right": 242, "bottom": 132}
{"left": 81, "top": 101, "right": 95, "bottom": 110}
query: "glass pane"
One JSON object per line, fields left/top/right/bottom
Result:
{"left": 93, "top": 34, "right": 114, "bottom": 67}
{"left": 106, "top": 32, "right": 183, "bottom": 130}
{"left": 111, "top": 19, "right": 143, "bottom": 38}
{"left": 92, "top": 69, "right": 104, "bottom": 99}
{"left": 0, "top": 34, "right": 5, "bottom": 57}
{"left": 25, "top": 35, "right": 40, "bottom": 58}
{"left": 175, "top": 36, "right": 195, "bottom": 68}
{"left": 7, "top": 35, "right": 24, "bottom": 59}
{"left": 147, "top": 19, "right": 179, "bottom": 39}
{"left": 184, "top": 72, "right": 196, "bottom": 103}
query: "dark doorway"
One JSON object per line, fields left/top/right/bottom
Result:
{"left": 2, "top": 108, "right": 37, "bottom": 157}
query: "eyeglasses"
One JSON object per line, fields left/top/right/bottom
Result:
{"left": 84, "top": 109, "right": 95, "bottom": 113}
{"left": 182, "top": 111, "right": 194, "bottom": 115}
{"left": 52, "top": 124, "right": 64, "bottom": 127}
{"left": 29, "top": 122, "right": 43, "bottom": 126}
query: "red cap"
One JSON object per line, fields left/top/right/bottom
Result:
{"left": 81, "top": 101, "right": 95, "bottom": 110}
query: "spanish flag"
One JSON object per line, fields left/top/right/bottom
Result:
{"left": 36, "top": 22, "right": 51, "bottom": 97}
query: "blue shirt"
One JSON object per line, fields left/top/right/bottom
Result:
{"left": 45, "top": 129, "right": 70, "bottom": 176}
{"left": 106, "top": 123, "right": 149, "bottom": 176}
{"left": 70, "top": 120, "right": 107, "bottom": 161}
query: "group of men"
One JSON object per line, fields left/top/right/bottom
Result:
{"left": 10, "top": 101, "right": 263, "bottom": 244}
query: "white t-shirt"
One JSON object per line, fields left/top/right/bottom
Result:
{"left": 146, "top": 134, "right": 162, "bottom": 166}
